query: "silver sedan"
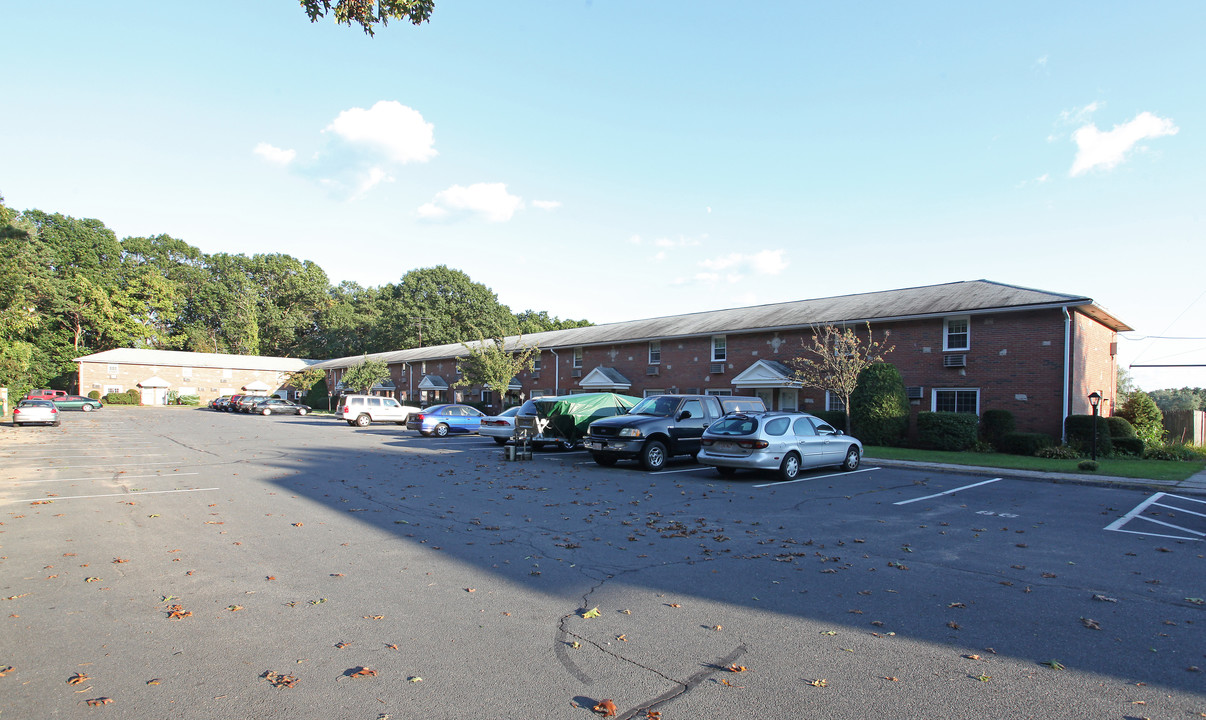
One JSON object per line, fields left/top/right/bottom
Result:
{"left": 697, "top": 412, "right": 862, "bottom": 481}
{"left": 13, "top": 399, "right": 61, "bottom": 427}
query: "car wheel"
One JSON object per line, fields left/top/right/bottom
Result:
{"left": 640, "top": 440, "right": 667, "bottom": 472}
{"left": 262, "top": 408, "right": 272, "bottom": 416}
{"left": 347, "top": 420, "right": 357, "bottom": 427}
{"left": 778, "top": 452, "right": 801, "bottom": 481}
{"left": 82, "top": 404, "right": 94, "bottom": 413}
{"left": 434, "top": 423, "right": 450, "bottom": 438}
{"left": 493, "top": 437, "right": 508, "bottom": 445}
{"left": 591, "top": 453, "right": 618, "bottom": 467}
{"left": 297, "top": 408, "right": 307, "bottom": 416}
{"left": 840, "top": 446, "right": 861, "bottom": 471}
{"left": 355, "top": 414, "right": 371, "bottom": 427}
{"left": 716, "top": 466, "right": 737, "bottom": 477}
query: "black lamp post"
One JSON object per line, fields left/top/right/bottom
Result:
{"left": 1088, "top": 391, "right": 1102, "bottom": 461}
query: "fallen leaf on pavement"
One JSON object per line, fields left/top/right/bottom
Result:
{"left": 592, "top": 699, "right": 617, "bottom": 717}
{"left": 67, "top": 673, "right": 89, "bottom": 685}
{"left": 582, "top": 607, "right": 601, "bottom": 619}
{"left": 85, "top": 697, "right": 113, "bottom": 707}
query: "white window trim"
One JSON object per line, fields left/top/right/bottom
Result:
{"left": 705, "top": 389, "right": 732, "bottom": 396}
{"left": 532, "top": 356, "right": 542, "bottom": 371}
{"left": 107, "top": 364, "right": 119, "bottom": 375}
{"left": 643, "top": 389, "right": 665, "bottom": 397}
{"left": 943, "top": 315, "right": 970, "bottom": 352}
{"left": 931, "top": 387, "right": 980, "bottom": 414}
{"left": 711, "top": 335, "right": 727, "bottom": 362}
{"left": 648, "top": 340, "right": 661, "bottom": 365}
{"left": 572, "top": 347, "right": 583, "bottom": 368}
{"left": 825, "top": 392, "right": 846, "bottom": 412}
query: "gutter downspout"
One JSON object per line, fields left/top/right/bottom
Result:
{"left": 549, "top": 349, "right": 559, "bottom": 396}
{"left": 1062, "top": 307, "right": 1071, "bottom": 445}
{"left": 403, "top": 363, "right": 411, "bottom": 402}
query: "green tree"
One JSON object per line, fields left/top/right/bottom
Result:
{"left": 377, "top": 266, "right": 516, "bottom": 350}
{"left": 1116, "top": 391, "right": 1165, "bottom": 445}
{"left": 848, "top": 362, "right": 909, "bottom": 445}
{"left": 451, "top": 331, "right": 539, "bottom": 411}
{"left": 514, "top": 310, "right": 592, "bottom": 334}
{"left": 285, "top": 366, "right": 327, "bottom": 394}
{"left": 1116, "top": 367, "right": 1137, "bottom": 403}
{"left": 340, "top": 355, "right": 390, "bottom": 394}
{"left": 301, "top": 0, "right": 434, "bottom": 35}
{"left": 789, "top": 323, "right": 894, "bottom": 435}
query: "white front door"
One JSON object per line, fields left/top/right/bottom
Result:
{"left": 755, "top": 388, "right": 773, "bottom": 410}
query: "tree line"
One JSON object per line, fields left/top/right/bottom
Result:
{"left": 0, "top": 196, "right": 589, "bottom": 397}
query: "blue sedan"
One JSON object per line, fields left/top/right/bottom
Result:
{"left": 405, "top": 404, "right": 486, "bottom": 437}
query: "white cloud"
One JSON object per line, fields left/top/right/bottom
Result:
{"left": 417, "top": 182, "right": 523, "bottom": 222}
{"left": 653, "top": 235, "right": 704, "bottom": 248}
{"left": 1059, "top": 101, "right": 1100, "bottom": 126}
{"left": 698, "top": 250, "right": 786, "bottom": 275}
{"left": 355, "top": 167, "right": 393, "bottom": 196}
{"left": 325, "top": 100, "right": 437, "bottom": 164}
{"left": 1034, "top": 54, "right": 1049, "bottom": 68}
{"left": 1070, "top": 111, "right": 1179, "bottom": 176}
{"left": 532, "top": 200, "right": 561, "bottom": 211}
{"left": 254, "top": 142, "right": 296, "bottom": 165}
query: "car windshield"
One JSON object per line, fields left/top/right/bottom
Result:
{"left": 498, "top": 407, "right": 520, "bottom": 418}
{"left": 707, "top": 416, "right": 759, "bottom": 436}
{"left": 629, "top": 396, "right": 680, "bottom": 417}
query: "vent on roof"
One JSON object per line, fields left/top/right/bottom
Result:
{"left": 571, "top": 369, "right": 583, "bottom": 378}
{"left": 710, "top": 363, "right": 726, "bottom": 374}
{"left": 646, "top": 366, "right": 659, "bottom": 376}
{"left": 943, "top": 354, "right": 967, "bottom": 368}
{"left": 906, "top": 386, "right": 924, "bottom": 400}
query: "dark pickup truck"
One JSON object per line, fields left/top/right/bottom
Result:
{"left": 583, "top": 394, "right": 765, "bottom": 471}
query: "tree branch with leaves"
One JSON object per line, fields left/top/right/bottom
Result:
{"left": 451, "top": 331, "right": 539, "bottom": 411}
{"left": 789, "top": 322, "right": 894, "bottom": 434}
{"left": 339, "top": 355, "right": 391, "bottom": 395}
{"left": 301, "top": 0, "right": 434, "bottom": 36}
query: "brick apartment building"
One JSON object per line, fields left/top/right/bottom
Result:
{"left": 74, "top": 348, "right": 316, "bottom": 405}
{"left": 313, "top": 280, "right": 1131, "bottom": 441}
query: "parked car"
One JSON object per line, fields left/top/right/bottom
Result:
{"left": 13, "top": 399, "right": 60, "bottom": 426}
{"left": 405, "top": 404, "right": 486, "bottom": 437}
{"left": 222, "top": 394, "right": 246, "bottom": 412}
{"left": 584, "top": 394, "right": 765, "bottom": 470}
{"left": 26, "top": 389, "right": 68, "bottom": 401}
{"left": 52, "top": 395, "right": 104, "bottom": 412}
{"left": 251, "top": 398, "right": 310, "bottom": 416}
{"left": 515, "top": 393, "right": 641, "bottom": 451}
{"left": 210, "top": 397, "right": 231, "bottom": 410}
{"left": 696, "top": 411, "right": 862, "bottom": 480}
{"left": 234, "top": 395, "right": 265, "bottom": 413}
{"left": 339, "top": 394, "right": 421, "bottom": 427}
{"left": 479, "top": 406, "right": 521, "bottom": 445}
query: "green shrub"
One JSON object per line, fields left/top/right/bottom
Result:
{"left": 1106, "top": 416, "right": 1136, "bottom": 439}
{"left": 87, "top": 390, "right": 101, "bottom": 400}
{"left": 1000, "top": 431, "right": 1054, "bottom": 456}
{"left": 849, "top": 363, "right": 910, "bottom": 446}
{"left": 1116, "top": 392, "right": 1164, "bottom": 445}
{"left": 303, "top": 378, "right": 330, "bottom": 411}
{"left": 1111, "top": 437, "right": 1144, "bottom": 456}
{"left": 125, "top": 388, "right": 141, "bottom": 404}
{"left": 812, "top": 410, "right": 848, "bottom": 432}
{"left": 1065, "top": 415, "right": 1112, "bottom": 457}
{"left": 177, "top": 394, "right": 200, "bottom": 406}
{"left": 917, "top": 412, "right": 979, "bottom": 451}
{"left": 103, "top": 392, "right": 136, "bottom": 405}
{"left": 1035, "top": 445, "right": 1081, "bottom": 459}
{"left": 970, "top": 439, "right": 995, "bottom": 454}
{"left": 1077, "top": 460, "right": 1099, "bottom": 471}
{"left": 1143, "top": 441, "right": 1203, "bottom": 461}
{"left": 979, "top": 409, "right": 1016, "bottom": 449}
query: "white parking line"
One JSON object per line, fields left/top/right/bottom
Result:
{"left": 753, "top": 467, "right": 879, "bottom": 487}
{"left": 1105, "top": 492, "right": 1206, "bottom": 541}
{"left": 5, "top": 472, "right": 200, "bottom": 486}
{"left": 0, "top": 487, "right": 220, "bottom": 505}
{"left": 24, "top": 460, "right": 197, "bottom": 470}
{"left": 4, "top": 453, "right": 166, "bottom": 460}
{"left": 893, "top": 478, "right": 1002, "bottom": 505}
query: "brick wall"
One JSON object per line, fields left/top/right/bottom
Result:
{"left": 78, "top": 362, "right": 291, "bottom": 404}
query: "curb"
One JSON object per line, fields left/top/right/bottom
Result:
{"left": 867, "top": 457, "right": 1206, "bottom": 497}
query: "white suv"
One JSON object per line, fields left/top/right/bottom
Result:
{"left": 339, "top": 395, "right": 422, "bottom": 427}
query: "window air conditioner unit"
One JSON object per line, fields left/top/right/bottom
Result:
{"left": 943, "top": 354, "right": 967, "bottom": 368}
{"left": 646, "top": 366, "right": 659, "bottom": 376}
{"left": 906, "top": 386, "right": 924, "bottom": 400}
{"left": 530, "top": 372, "right": 540, "bottom": 380}
{"left": 684, "top": 388, "right": 700, "bottom": 395}
{"left": 571, "top": 369, "right": 583, "bottom": 378}
{"left": 710, "top": 363, "right": 725, "bottom": 374}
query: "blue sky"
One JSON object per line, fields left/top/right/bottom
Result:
{"left": 3, "top": 2, "right": 1202, "bottom": 390}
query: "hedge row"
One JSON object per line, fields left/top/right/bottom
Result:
{"left": 917, "top": 412, "right": 978, "bottom": 451}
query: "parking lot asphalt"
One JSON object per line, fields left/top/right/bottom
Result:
{"left": 2, "top": 408, "right": 1203, "bottom": 719}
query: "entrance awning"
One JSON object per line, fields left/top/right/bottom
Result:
{"left": 242, "top": 380, "right": 271, "bottom": 392}
{"left": 579, "top": 366, "right": 632, "bottom": 391}
{"left": 138, "top": 375, "right": 170, "bottom": 388}
{"left": 731, "top": 360, "right": 801, "bottom": 388}
{"left": 418, "top": 375, "right": 449, "bottom": 391}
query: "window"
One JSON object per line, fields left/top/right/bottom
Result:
{"left": 481, "top": 390, "right": 493, "bottom": 405}
{"left": 711, "top": 336, "right": 727, "bottom": 362}
{"left": 182, "top": 367, "right": 193, "bottom": 381}
{"left": 648, "top": 341, "right": 661, "bottom": 364}
{"left": 825, "top": 393, "right": 845, "bottom": 412}
{"left": 705, "top": 389, "right": 732, "bottom": 396}
{"left": 107, "top": 364, "right": 119, "bottom": 376}
{"left": 681, "top": 399, "right": 703, "bottom": 420}
{"left": 792, "top": 417, "right": 816, "bottom": 436}
{"left": 643, "top": 389, "right": 665, "bottom": 397}
{"left": 765, "top": 417, "right": 790, "bottom": 436}
{"left": 532, "top": 356, "right": 542, "bottom": 372}
{"left": 221, "top": 368, "right": 233, "bottom": 379}
{"left": 933, "top": 388, "right": 979, "bottom": 414}
{"left": 572, "top": 348, "right": 583, "bottom": 368}
{"left": 944, "top": 316, "right": 970, "bottom": 351}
